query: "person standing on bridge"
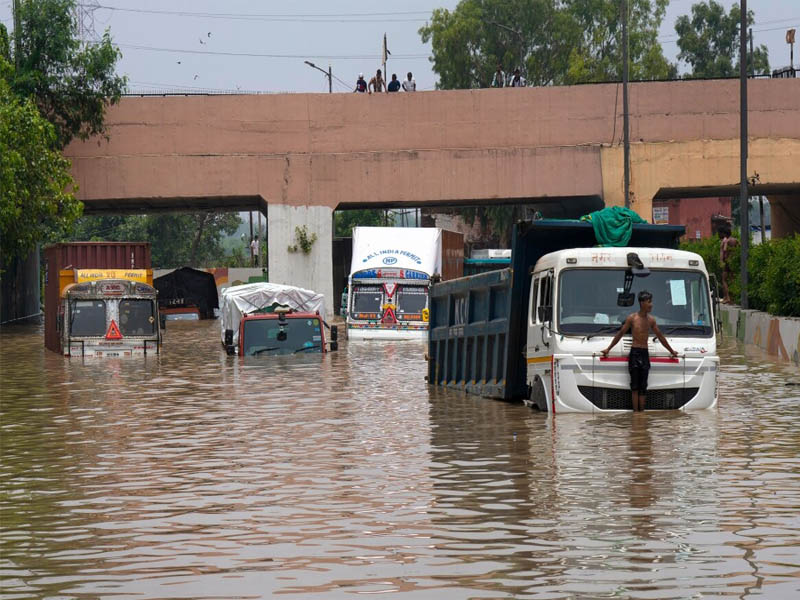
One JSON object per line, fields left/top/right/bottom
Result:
{"left": 509, "top": 68, "right": 525, "bottom": 87}
{"left": 369, "top": 69, "right": 386, "bottom": 94}
{"left": 354, "top": 73, "right": 368, "bottom": 93}
{"left": 250, "top": 235, "right": 260, "bottom": 267}
{"left": 387, "top": 73, "right": 401, "bottom": 92}
{"left": 491, "top": 63, "right": 505, "bottom": 88}
{"left": 402, "top": 72, "right": 416, "bottom": 92}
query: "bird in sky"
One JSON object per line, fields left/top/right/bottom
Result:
{"left": 176, "top": 61, "right": 181, "bottom": 65}
{"left": 194, "top": 74, "right": 199, "bottom": 80}
{"left": 199, "top": 38, "right": 205, "bottom": 45}
{"left": 207, "top": 32, "right": 212, "bottom": 37}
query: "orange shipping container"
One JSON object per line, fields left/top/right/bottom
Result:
{"left": 43, "top": 242, "right": 151, "bottom": 353}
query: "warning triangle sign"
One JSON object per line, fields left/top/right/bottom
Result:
{"left": 105, "top": 319, "right": 123, "bottom": 339}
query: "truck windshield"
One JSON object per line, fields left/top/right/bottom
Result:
{"left": 558, "top": 268, "right": 713, "bottom": 337}
{"left": 119, "top": 299, "right": 156, "bottom": 336}
{"left": 350, "top": 285, "right": 382, "bottom": 318}
{"left": 396, "top": 285, "right": 427, "bottom": 319}
{"left": 70, "top": 300, "right": 107, "bottom": 337}
{"left": 242, "top": 317, "right": 323, "bottom": 356}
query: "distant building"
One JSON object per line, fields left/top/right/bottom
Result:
{"left": 651, "top": 197, "right": 732, "bottom": 240}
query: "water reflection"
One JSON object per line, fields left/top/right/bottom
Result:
{"left": 0, "top": 322, "right": 798, "bottom": 598}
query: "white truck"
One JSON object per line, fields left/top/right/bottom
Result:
{"left": 346, "top": 226, "right": 463, "bottom": 341}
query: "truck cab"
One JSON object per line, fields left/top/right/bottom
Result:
{"left": 526, "top": 248, "right": 718, "bottom": 412}
{"left": 58, "top": 269, "right": 162, "bottom": 357}
{"left": 225, "top": 308, "right": 337, "bottom": 356}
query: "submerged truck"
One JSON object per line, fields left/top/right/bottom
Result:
{"left": 57, "top": 268, "right": 162, "bottom": 357}
{"left": 427, "top": 219, "right": 720, "bottom": 413}
{"left": 220, "top": 282, "right": 338, "bottom": 356}
{"left": 346, "top": 227, "right": 463, "bottom": 341}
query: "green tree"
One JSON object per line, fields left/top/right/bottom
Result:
{"left": 420, "top": 0, "right": 676, "bottom": 89}
{"left": 67, "top": 212, "right": 242, "bottom": 268}
{"left": 0, "top": 72, "right": 82, "bottom": 263}
{"left": 334, "top": 209, "right": 393, "bottom": 238}
{"left": 675, "top": 1, "right": 769, "bottom": 78}
{"left": 11, "top": 0, "right": 127, "bottom": 148}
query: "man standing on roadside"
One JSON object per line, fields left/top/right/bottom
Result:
{"left": 720, "top": 224, "right": 738, "bottom": 304}
{"left": 250, "top": 235, "right": 260, "bottom": 267}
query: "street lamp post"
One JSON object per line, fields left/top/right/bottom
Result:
{"left": 304, "top": 60, "right": 332, "bottom": 93}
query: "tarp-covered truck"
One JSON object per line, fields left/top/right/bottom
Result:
{"left": 220, "top": 282, "right": 337, "bottom": 356}
{"left": 427, "top": 219, "right": 720, "bottom": 412}
{"left": 347, "top": 227, "right": 463, "bottom": 341}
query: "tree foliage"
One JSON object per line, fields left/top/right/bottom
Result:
{"left": 420, "top": 0, "right": 676, "bottom": 89}
{"left": 11, "top": 0, "right": 127, "bottom": 148}
{"left": 68, "top": 212, "right": 242, "bottom": 268}
{"left": 334, "top": 209, "right": 393, "bottom": 238}
{"left": 0, "top": 72, "right": 82, "bottom": 263}
{"left": 675, "top": 1, "right": 769, "bottom": 78}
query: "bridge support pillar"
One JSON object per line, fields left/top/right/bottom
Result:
{"left": 267, "top": 204, "right": 334, "bottom": 318}
{"left": 766, "top": 194, "right": 800, "bottom": 239}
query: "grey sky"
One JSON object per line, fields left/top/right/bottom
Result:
{"left": 1, "top": 1, "right": 798, "bottom": 93}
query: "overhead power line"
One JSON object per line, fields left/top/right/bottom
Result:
{"left": 113, "top": 42, "right": 429, "bottom": 60}
{"left": 87, "top": 4, "right": 430, "bottom": 23}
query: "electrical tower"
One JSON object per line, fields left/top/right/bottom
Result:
{"left": 73, "top": 0, "right": 101, "bottom": 44}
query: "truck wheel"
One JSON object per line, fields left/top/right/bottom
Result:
{"left": 530, "top": 376, "right": 548, "bottom": 412}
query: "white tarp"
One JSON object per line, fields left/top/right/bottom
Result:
{"left": 350, "top": 227, "right": 442, "bottom": 278}
{"left": 220, "top": 282, "right": 326, "bottom": 346}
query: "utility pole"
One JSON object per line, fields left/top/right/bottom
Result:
{"left": 749, "top": 28, "right": 754, "bottom": 76}
{"left": 622, "top": 0, "right": 630, "bottom": 209}
{"left": 739, "top": 0, "right": 749, "bottom": 308}
{"left": 12, "top": 0, "right": 21, "bottom": 70}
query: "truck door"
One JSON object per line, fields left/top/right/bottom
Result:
{"left": 526, "top": 270, "right": 554, "bottom": 410}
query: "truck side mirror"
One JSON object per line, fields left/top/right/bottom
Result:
{"left": 330, "top": 325, "right": 338, "bottom": 342}
{"left": 224, "top": 329, "right": 235, "bottom": 355}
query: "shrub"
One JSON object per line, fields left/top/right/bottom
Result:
{"left": 682, "top": 233, "right": 800, "bottom": 317}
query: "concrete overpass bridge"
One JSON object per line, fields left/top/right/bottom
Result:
{"left": 64, "top": 78, "right": 800, "bottom": 312}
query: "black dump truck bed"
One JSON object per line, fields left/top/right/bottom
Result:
{"left": 427, "top": 219, "right": 685, "bottom": 401}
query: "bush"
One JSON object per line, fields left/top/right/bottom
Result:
{"left": 681, "top": 233, "right": 800, "bottom": 317}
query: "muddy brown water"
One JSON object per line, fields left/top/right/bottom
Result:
{"left": 1, "top": 319, "right": 799, "bottom": 599}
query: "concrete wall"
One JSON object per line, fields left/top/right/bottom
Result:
{"left": 720, "top": 304, "right": 800, "bottom": 365}
{"left": 267, "top": 204, "right": 333, "bottom": 317}
{"left": 66, "top": 79, "right": 800, "bottom": 221}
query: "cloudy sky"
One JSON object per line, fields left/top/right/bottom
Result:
{"left": 1, "top": 1, "right": 798, "bottom": 93}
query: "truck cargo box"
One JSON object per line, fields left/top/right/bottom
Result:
{"left": 427, "top": 220, "right": 685, "bottom": 401}
{"left": 44, "top": 242, "right": 151, "bottom": 353}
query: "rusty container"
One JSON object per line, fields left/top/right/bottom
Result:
{"left": 440, "top": 229, "right": 464, "bottom": 282}
{"left": 43, "top": 242, "right": 151, "bottom": 353}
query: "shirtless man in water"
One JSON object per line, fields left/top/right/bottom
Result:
{"left": 601, "top": 291, "right": 678, "bottom": 412}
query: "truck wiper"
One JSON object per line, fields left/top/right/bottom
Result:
{"left": 252, "top": 346, "right": 280, "bottom": 355}
{"left": 585, "top": 325, "right": 621, "bottom": 340}
{"left": 660, "top": 324, "right": 708, "bottom": 334}
{"left": 294, "top": 344, "right": 321, "bottom": 353}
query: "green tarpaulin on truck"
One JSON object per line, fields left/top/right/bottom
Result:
{"left": 580, "top": 206, "right": 648, "bottom": 247}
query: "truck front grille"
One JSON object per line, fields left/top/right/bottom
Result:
{"left": 577, "top": 386, "right": 699, "bottom": 410}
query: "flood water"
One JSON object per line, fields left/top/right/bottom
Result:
{"left": 1, "top": 319, "right": 799, "bottom": 599}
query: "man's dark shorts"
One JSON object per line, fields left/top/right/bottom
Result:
{"left": 628, "top": 347, "right": 650, "bottom": 392}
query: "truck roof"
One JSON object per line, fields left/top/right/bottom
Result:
{"left": 534, "top": 246, "right": 707, "bottom": 275}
